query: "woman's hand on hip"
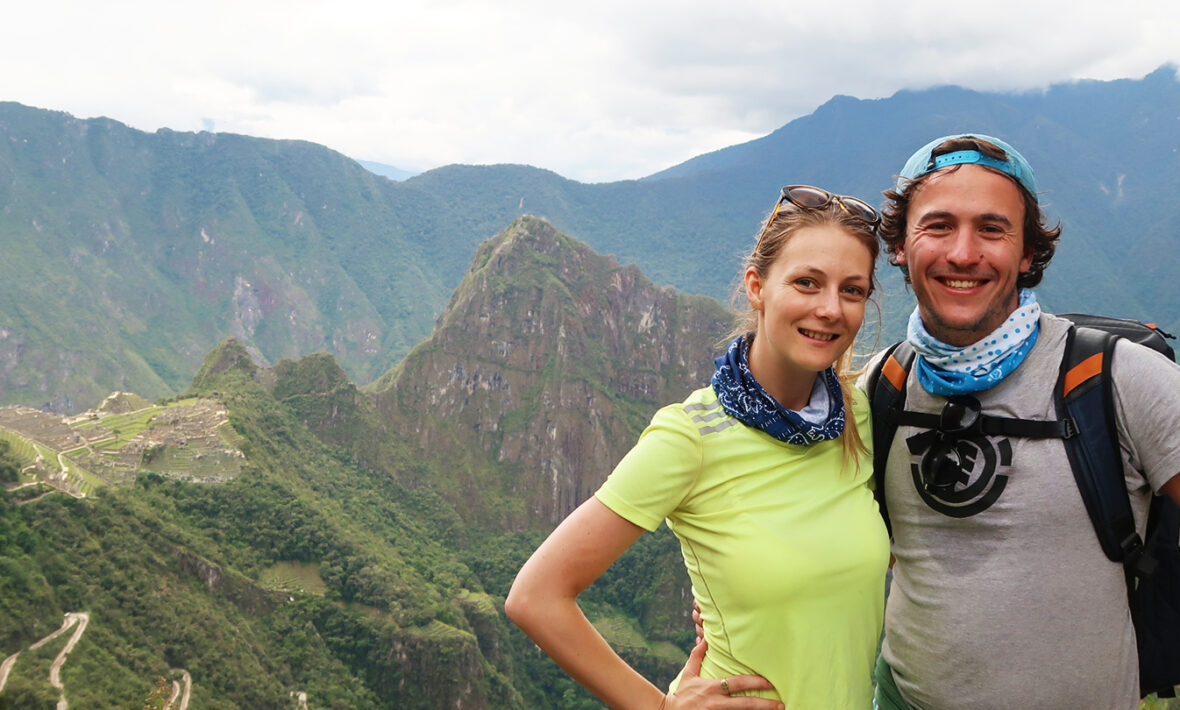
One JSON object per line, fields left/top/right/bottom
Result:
{"left": 663, "top": 639, "right": 782, "bottom": 710}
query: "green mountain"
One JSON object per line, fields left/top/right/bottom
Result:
{"left": 1, "top": 66, "right": 1178, "bottom": 412}
{"left": 0, "top": 104, "right": 486, "bottom": 411}
{"left": 1, "top": 341, "right": 525, "bottom": 708}
{"left": 371, "top": 216, "right": 732, "bottom": 529}
{"left": 0, "top": 217, "right": 723, "bottom": 708}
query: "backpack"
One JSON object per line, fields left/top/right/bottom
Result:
{"left": 866, "top": 313, "right": 1180, "bottom": 699}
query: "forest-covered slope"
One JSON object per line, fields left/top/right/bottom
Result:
{"left": 1, "top": 219, "right": 715, "bottom": 708}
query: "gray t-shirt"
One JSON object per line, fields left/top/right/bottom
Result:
{"left": 868, "top": 314, "right": 1180, "bottom": 709}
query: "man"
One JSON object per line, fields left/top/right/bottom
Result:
{"left": 868, "top": 134, "right": 1180, "bottom": 709}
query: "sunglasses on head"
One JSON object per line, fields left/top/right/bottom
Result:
{"left": 756, "top": 185, "right": 881, "bottom": 249}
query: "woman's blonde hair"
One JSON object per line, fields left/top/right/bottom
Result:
{"left": 729, "top": 200, "right": 881, "bottom": 471}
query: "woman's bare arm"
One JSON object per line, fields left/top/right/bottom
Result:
{"left": 506, "top": 497, "right": 779, "bottom": 710}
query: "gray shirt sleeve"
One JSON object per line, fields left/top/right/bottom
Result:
{"left": 1111, "top": 338, "right": 1180, "bottom": 493}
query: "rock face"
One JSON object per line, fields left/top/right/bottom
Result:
{"left": 375, "top": 216, "right": 734, "bottom": 528}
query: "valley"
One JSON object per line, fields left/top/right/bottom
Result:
{"left": 0, "top": 217, "right": 707, "bottom": 708}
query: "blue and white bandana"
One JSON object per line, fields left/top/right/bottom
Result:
{"left": 711, "top": 334, "right": 845, "bottom": 445}
{"left": 909, "top": 289, "right": 1041, "bottom": 396}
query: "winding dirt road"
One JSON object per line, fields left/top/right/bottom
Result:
{"left": 0, "top": 612, "right": 91, "bottom": 709}
{"left": 0, "top": 651, "right": 19, "bottom": 690}
{"left": 164, "top": 669, "right": 192, "bottom": 710}
{"left": 46, "top": 612, "right": 89, "bottom": 709}
{"left": 0, "top": 610, "right": 204, "bottom": 709}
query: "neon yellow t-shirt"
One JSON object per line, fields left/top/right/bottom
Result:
{"left": 595, "top": 386, "right": 888, "bottom": 709}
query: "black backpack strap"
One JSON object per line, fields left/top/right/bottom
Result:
{"left": 867, "top": 341, "right": 915, "bottom": 537}
{"left": 888, "top": 409, "right": 1075, "bottom": 439}
{"left": 1055, "top": 325, "right": 1146, "bottom": 570}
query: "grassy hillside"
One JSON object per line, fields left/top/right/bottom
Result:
{"left": 0, "top": 353, "right": 516, "bottom": 707}
{"left": 0, "top": 332, "right": 693, "bottom": 709}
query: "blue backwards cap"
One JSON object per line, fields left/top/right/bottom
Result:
{"left": 896, "top": 133, "right": 1038, "bottom": 201}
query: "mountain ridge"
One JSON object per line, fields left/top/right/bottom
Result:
{"left": 1, "top": 66, "right": 1178, "bottom": 412}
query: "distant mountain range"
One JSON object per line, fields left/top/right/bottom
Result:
{"left": 0, "top": 65, "right": 1177, "bottom": 412}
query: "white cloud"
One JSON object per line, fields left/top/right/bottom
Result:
{"left": 1, "top": 0, "right": 1177, "bottom": 182}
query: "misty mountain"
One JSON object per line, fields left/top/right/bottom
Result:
{"left": 0, "top": 66, "right": 1177, "bottom": 412}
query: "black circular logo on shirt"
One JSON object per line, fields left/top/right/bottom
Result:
{"left": 907, "top": 432, "right": 1013, "bottom": 517}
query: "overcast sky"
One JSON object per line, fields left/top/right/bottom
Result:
{"left": 3, "top": 1, "right": 1178, "bottom": 183}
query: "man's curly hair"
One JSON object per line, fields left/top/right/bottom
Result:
{"left": 878, "top": 136, "right": 1061, "bottom": 289}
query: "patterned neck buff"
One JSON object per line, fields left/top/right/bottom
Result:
{"left": 908, "top": 289, "right": 1041, "bottom": 396}
{"left": 711, "top": 334, "right": 846, "bottom": 445}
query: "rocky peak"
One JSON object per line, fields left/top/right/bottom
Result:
{"left": 376, "top": 216, "right": 734, "bottom": 528}
{"left": 191, "top": 337, "right": 261, "bottom": 390}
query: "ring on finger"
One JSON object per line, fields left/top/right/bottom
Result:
{"left": 720, "top": 678, "right": 730, "bottom": 695}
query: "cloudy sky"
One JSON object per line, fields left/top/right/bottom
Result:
{"left": 3, "top": 1, "right": 1178, "bottom": 183}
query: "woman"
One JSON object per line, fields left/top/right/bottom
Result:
{"left": 506, "top": 185, "right": 889, "bottom": 709}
